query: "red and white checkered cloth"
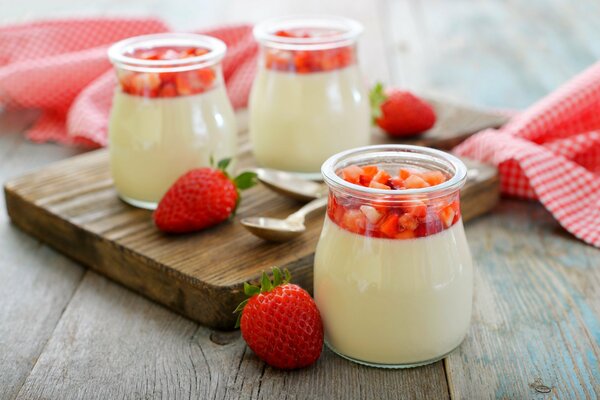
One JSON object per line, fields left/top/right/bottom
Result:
{"left": 0, "top": 18, "right": 257, "bottom": 147}
{"left": 454, "top": 61, "right": 600, "bottom": 248}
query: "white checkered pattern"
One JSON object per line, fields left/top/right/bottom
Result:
{"left": 454, "top": 62, "right": 600, "bottom": 248}
{"left": 0, "top": 18, "right": 257, "bottom": 147}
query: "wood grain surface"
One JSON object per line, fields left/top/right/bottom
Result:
{"left": 4, "top": 118, "right": 500, "bottom": 329}
{"left": 1, "top": 0, "right": 599, "bottom": 399}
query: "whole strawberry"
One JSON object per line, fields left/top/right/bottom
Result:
{"left": 154, "top": 159, "right": 257, "bottom": 233}
{"left": 234, "top": 267, "right": 324, "bottom": 369}
{"left": 370, "top": 82, "right": 436, "bottom": 136}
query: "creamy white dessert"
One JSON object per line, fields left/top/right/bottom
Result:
{"left": 249, "top": 65, "right": 370, "bottom": 175}
{"left": 314, "top": 216, "right": 473, "bottom": 366}
{"left": 109, "top": 87, "right": 237, "bottom": 208}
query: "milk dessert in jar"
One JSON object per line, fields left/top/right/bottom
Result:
{"left": 108, "top": 34, "right": 237, "bottom": 209}
{"left": 249, "top": 16, "right": 370, "bottom": 178}
{"left": 314, "top": 145, "right": 473, "bottom": 368}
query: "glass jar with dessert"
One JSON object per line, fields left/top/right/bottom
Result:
{"left": 249, "top": 16, "right": 370, "bottom": 179}
{"left": 314, "top": 144, "right": 473, "bottom": 368}
{"left": 108, "top": 33, "right": 237, "bottom": 209}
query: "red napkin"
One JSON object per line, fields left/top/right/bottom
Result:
{"left": 0, "top": 18, "right": 257, "bottom": 147}
{"left": 454, "top": 62, "right": 600, "bottom": 248}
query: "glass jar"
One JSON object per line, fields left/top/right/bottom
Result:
{"left": 249, "top": 16, "right": 370, "bottom": 179}
{"left": 107, "top": 33, "right": 237, "bottom": 209}
{"left": 314, "top": 145, "right": 473, "bottom": 368}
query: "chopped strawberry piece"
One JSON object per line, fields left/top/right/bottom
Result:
{"left": 405, "top": 175, "right": 430, "bottom": 189}
{"left": 395, "top": 229, "right": 416, "bottom": 239}
{"left": 329, "top": 195, "right": 345, "bottom": 223}
{"left": 369, "top": 181, "right": 391, "bottom": 190}
{"left": 399, "top": 169, "right": 411, "bottom": 180}
{"left": 134, "top": 73, "right": 160, "bottom": 91}
{"left": 159, "top": 83, "right": 177, "bottom": 97}
{"left": 359, "top": 205, "right": 383, "bottom": 224}
{"left": 398, "top": 213, "right": 419, "bottom": 231}
{"left": 450, "top": 200, "right": 461, "bottom": 223}
{"left": 358, "top": 165, "right": 379, "bottom": 186}
{"left": 275, "top": 30, "right": 295, "bottom": 38}
{"left": 341, "top": 165, "right": 364, "bottom": 184}
{"left": 379, "top": 214, "right": 399, "bottom": 238}
{"left": 405, "top": 201, "right": 427, "bottom": 218}
{"left": 372, "top": 170, "right": 391, "bottom": 184}
{"left": 415, "top": 214, "right": 443, "bottom": 237}
{"left": 342, "top": 209, "right": 366, "bottom": 234}
{"left": 389, "top": 177, "right": 405, "bottom": 189}
{"left": 421, "top": 171, "right": 447, "bottom": 186}
{"left": 439, "top": 205, "right": 456, "bottom": 228}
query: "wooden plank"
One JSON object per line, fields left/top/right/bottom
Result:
{"left": 445, "top": 200, "right": 600, "bottom": 399}
{"left": 0, "top": 111, "right": 87, "bottom": 400}
{"left": 4, "top": 137, "right": 499, "bottom": 330}
{"left": 15, "top": 272, "right": 450, "bottom": 400}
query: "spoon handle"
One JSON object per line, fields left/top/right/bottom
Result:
{"left": 286, "top": 197, "right": 328, "bottom": 224}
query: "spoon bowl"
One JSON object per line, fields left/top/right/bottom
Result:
{"left": 240, "top": 197, "right": 328, "bottom": 242}
{"left": 241, "top": 217, "right": 306, "bottom": 242}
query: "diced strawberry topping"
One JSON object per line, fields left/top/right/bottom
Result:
{"left": 118, "top": 45, "right": 216, "bottom": 98}
{"left": 372, "top": 170, "right": 391, "bottom": 184}
{"left": 369, "top": 181, "right": 391, "bottom": 190}
{"left": 379, "top": 214, "right": 399, "bottom": 238}
{"left": 341, "top": 165, "right": 363, "bottom": 185}
{"left": 414, "top": 213, "right": 444, "bottom": 237}
{"left": 421, "top": 171, "right": 446, "bottom": 186}
{"left": 405, "top": 201, "right": 427, "bottom": 218}
{"left": 395, "top": 229, "right": 416, "bottom": 239}
{"left": 330, "top": 163, "right": 460, "bottom": 239}
{"left": 389, "top": 177, "right": 405, "bottom": 189}
{"left": 398, "top": 213, "right": 419, "bottom": 231}
{"left": 405, "top": 175, "right": 430, "bottom": 189}
{"left": 359, "top": 165, "right": 378, "bottom": 186}
{"left": 342, "top": 209, "right": 367, "bottom": 234}
{"left": 359, "top": 205, "right": 383, "bottom": 224}
{"left": 399, "top": 169, "right": 411, "bottom": 180}
{"left": 439, "top": 205, "right": 456, "bottom": 228}
{"left": 264, "top": 29, "right": 355, "bottom": 73}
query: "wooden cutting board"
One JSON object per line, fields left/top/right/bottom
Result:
{"left": 4, "top": 101, "right": 505, "bottom": 330}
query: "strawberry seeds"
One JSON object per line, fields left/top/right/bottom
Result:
{"left": 329, "top": 164, "right": 461, "bottom": 239}
{"left": 117, "top": 45, "right": 217, "bottom": 98}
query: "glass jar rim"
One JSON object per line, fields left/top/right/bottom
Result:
{"left": 253, "top": 15, "right": 363, "bottom": 51}
{"left": 108, "top": 33, "right": 226, "bottom": 73}
{"left": 321, "top": 145, "right": 468, "bottom": 199}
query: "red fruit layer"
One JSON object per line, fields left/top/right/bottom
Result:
{"left": 118, "top": 46, "right": 217, "bottom": 98}
{"left": 264, "top": 30, "right": 355, "bottom": 73}
{"left": 328, "top": 165, "right": 461, "bottom": 239}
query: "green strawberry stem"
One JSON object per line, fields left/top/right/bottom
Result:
{"left": 369, "top": 82, "right": 387, "bottom": 125}
{"left": 234, "top": 267, "right": 291, "bottom": 328}
{"left": 212, "top": 158, "right": 258, "bottom": 216}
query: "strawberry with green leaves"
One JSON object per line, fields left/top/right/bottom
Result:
{"left": 154, "top": 159, "right": 257, "bottom": 233}
{"left": 370, "top": 82, "right": 437, "bottom": 137}
{"left": 234, "top": 267, "right": 324, "bottom": 369}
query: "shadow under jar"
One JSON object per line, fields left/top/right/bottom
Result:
{"left": 249, "top": 16, "right": 370, "bottom": 179}
{"left": 108, "top": 33, "right": 237, "bottom": 209}
{"left": 314, "top": 145, "right": 473, "bottom": 368}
